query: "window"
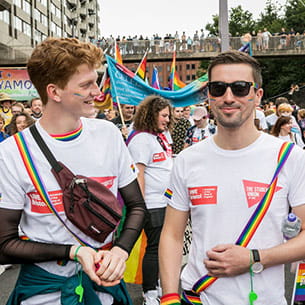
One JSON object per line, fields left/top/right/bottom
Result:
{"left": 186, "top": 75, "right": 191, "bottom": 81}
{"left": 14, "top": 16, "right": 22, "bottom": 32}
{"left": 0, "top": 10, "right": 10, "bottom": 24}
{"left": 41, "top": 14, "right": 48, "bottom": 27}
{"left": 192, "top": 74, "right": 196, "bottom": 80}
{"left": 50, "top": 3, "right": 56, "bottom": 15}
{"left": 38, "top": 0, "right": 47, "bottom": 6}
{"left": 186, "top": 64, "right": 190, "bottom": 70}
{"left": 23, "top": 0, "right": 31, "bottom": 14}
{"left": 23, "top": 21, "right": 31, "bottom": 36}
{"left": 192, "top": 64, "right": 195, "bottom": 69}
{"left": 14, "top": 0, "right": 21, "bottom": 8}
{"left": 34, "top": 9, "right": 41, "bottom": 21}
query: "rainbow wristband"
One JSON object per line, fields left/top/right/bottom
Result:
{"left": 161, "top": 293, "right": 181, "bottom": 305}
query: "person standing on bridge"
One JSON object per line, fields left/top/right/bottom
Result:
{"left": 159, "top": 50, "right": 305, "bottom": 305}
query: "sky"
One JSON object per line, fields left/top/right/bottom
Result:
{"left": 99, "top": 0, "right": 286, "bottom": 39}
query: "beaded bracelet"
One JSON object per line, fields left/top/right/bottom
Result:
{"left": 74, "top": 245, "right": 83, "bottom": 262}
{"left": 160, "top": 293, "right": 181, "bottom": 305}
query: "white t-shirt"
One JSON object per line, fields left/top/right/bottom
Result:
{"left": 255, "top": 109, "right": 268, "bottom": 130}
{"left": 166, "top": 133, "right": 305, "bottom": 305}
{"left": 127, "top": 132, "right": 173, "bottom": 209}
{"left": 191, "top": 124, "right": 215, "bottom": 144}
{"left": 0, "top": 118, "right": 137, "bottom": 304}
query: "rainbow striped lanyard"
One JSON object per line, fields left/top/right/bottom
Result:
{"left": 14, "top": 130, "right": 93, "bottom": 248}
{"left": 182, "top": 141, "right": 294, "bottom": 304}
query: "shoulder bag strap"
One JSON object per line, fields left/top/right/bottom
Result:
{"left": 14, "top": 129, "right": 93, "bottom": 248}
{"left": 29, "top": 125, "right": 62, "bottom": 173}
{"left": 184, "top": 142, "right": 295, "bottom": 298}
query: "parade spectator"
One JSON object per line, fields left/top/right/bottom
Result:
{"left": 9, "top": 112, "right": 35, "bottom": 135}
{"left": 297, "top": 108, "right": 305, "bottom": 142}
{"left": 255, "top": 108, "right": 268, "bottom": 132}
{"left": 200, "top": 29, "right": 205, "bottom": 51}
{"left": 0, "top": 114, "right": 9, "bottom": 142}
{"left": 5, "top": 102, "right": 25, "bottom": 135}
{"left": 0, "top": 92, "right": 14, "bottom": 127}
{"left": 256, "top": 30, "right": 263, "bottom": 51}
{"left": 266, "top": 97, "right": 290, "bottom": 131}
{"left": 111, "top": 104, "right": 135, "bottom": 140}
{"left": 262, "top": 28, "right": 272, "bottom": 50}
{"left": 279, "top": 27, "right": 287, "bottom": 49}
{"left": 127, "top": 95, "right": 173, "bottom": 305}
{"left": 171, "top": 107, "right": 191, "bottom": 156}
{"left": 183, "top": 106, "right": 194, "bottom": 125}
{"left": 159, "top": 50, "right": 305, "bottom": 305}
{"left": 0, "top": 37, "right": 146, "bottom": 305}
{"left": 30, "top": 97, "right": 43, "bottom": 120}
{"left": 184, "top": 106, "right": 216, "bottom": 148}
{"left": 271, "top": 115, "right": 305, "bottom": 148}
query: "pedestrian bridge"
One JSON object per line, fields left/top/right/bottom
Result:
{"left": 102, "top": 36, "right": 305, "bottom": 63}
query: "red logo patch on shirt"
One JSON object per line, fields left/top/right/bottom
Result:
{"left": 243, "top": 180, "right": 282, "bottom": 208}
{"left": 152, "top": 152, "right": 166, "bottom": 162}
{"left": 28, "top": 190, "right": 64, "bottom": 214}
{"left": 188, "top": 186, "right": 218, "bottom": 205}
{"left": 90, "top": 176, "right": 116, "bottom": 189}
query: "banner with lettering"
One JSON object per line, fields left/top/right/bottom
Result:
{"left": 106, "top": 55, "right": 208, "bottom": 107}
{"left": 0, "top": 68, "right": 38, "bottom": 101}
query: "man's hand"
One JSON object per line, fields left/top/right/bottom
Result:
{"left": 95, "top": 246, "right": 128, "bottom": 286}
{"left": 204, "top": 244, "right": 251, "bottom": 277}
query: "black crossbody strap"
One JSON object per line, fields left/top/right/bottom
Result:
{"left": 29, "top": 125, "right": 63, "bottom": 173}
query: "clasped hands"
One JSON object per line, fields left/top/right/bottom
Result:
{"left": 73, "top": 245, "right": 128, "bottom": 286}
{"left": 204, "top": 244, "right": 251, "bottom": 277}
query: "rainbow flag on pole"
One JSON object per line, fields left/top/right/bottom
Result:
{"left": 135, "top": 49, "right": 148, "bottom": 81}
{"left": 115, "top": 41, "right": 123, "bottom": 65}
{"left": 94, "top": 68, "right": 113, "bottom": 110}
{"left": 291, "top": 262, "right": 305, "bottom": 303}
{"left": 169, "top": 50, "right": 186, "bottom": 91}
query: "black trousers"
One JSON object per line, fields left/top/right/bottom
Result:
{"left": 142, "top": 207, "right": 166, "bottom": 293}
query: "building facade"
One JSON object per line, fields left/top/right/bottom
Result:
{"left": 0, "top": 0, "right": 100, "bottom": 65}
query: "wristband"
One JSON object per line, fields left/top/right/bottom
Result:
{"left": 160, "top": 293, "right": 181, "bottom": 305}
{"left": 74, "top": 245, "right": 83, "bottom": 262}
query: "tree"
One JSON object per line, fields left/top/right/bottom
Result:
{"left": 229, "top": 6, "right": 256, "bottom": 36}
{"left": 256, "top": 0, "right": 285, "bottom": 33}
{"left": 285, "top": 0, "right": 305, "bottom": 34}
{"left": 205, "top": 15, "right": 219, "bottom": 36}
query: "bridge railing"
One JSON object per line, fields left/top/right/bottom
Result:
{"left": 93, "top": 35, "right": 305, "bottom": 57}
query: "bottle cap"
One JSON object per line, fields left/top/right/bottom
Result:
{"left": 288, "top": 213, "right": 297, "bottom": 222}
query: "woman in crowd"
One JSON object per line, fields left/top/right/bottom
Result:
{"left": 126, "top": 95, "right": 173, "bottom": 305}
{"left": 271, "top": 115, "right": 305, "bottom": 148}
{"left": 0, "top": 114, "right": 9, "bottom": 142}
{"left": 9, "top": 112, "right": 35, "bottom": 135}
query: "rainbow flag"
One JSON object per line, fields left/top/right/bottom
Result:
{"left": 151, "top": 66, "right": 161, "bottom": 89}
{"left": 292, "top": 262, "right": 305, "bottom": 303}
{"left": 124, "top": 230, "right": 147, "bottom": 284}
{"left": 94, "top": 69, "right": 113, "bottom": 110}
{"left": 135, "top": 50, "right": 148, "bottom": 81}
{"left": 169, "top": 51, "right": 186, "bottom": 91}
{"left": 115, "top": 41, "right": 123, "bottom": 65}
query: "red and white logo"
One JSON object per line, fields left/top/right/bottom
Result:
{"left": 28, "top": 190, "right": 64, "bottom": 214}
{"left": 152, "top": 152, "right": 166, "bottom": 162}
{"left": 243, "top": 180, "right": 282, "bottom": 208}
{"left": 90, "top": 176, "right": 116, "bottom": 189}
{"left": 188, "top": 186, "right": 218, "bottom": 205}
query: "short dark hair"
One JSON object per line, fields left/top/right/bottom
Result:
{"left": 208, "top": 51, "right": 262, "bottom": 87}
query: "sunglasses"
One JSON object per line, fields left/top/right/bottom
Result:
{"left": 208, "top": 81, "right": 259, "bottom": 97}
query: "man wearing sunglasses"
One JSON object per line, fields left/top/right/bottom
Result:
{"left": 159, "top": 51, "right": 305, "bottom": 305}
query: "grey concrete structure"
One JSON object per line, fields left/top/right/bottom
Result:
{"left": 0, "top": 0, "right": 100, "bottom": 65}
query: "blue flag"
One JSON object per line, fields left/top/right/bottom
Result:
{"left": 106, "top": 55, "right": 208, "bottom": 107}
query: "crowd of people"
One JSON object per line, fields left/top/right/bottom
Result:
{"left": 1, "top": 37, "right": 305, "bottom": 305}
{"left": 91, "top": 27, "right": 305, "bottom": 56}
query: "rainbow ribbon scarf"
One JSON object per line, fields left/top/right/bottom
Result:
{"left": 182, "top": 141, "right": 294, "bottom": 304}
{"left": 14, "top": 131, "right": 93, "bottom": 248}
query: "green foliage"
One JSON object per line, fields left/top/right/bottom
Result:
{"left": 205, "top": 15, "right": 219, "bottom": 36}
{"left": 255, "top": 0, "right": 286, "bottom": 33}
{"left": 285, "top": 0, "right": 305, "bottom": 34}
{"left": 229, "top": 6, "right": 256, "bottom": 36}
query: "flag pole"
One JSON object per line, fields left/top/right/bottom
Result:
{"left": 135, "top": 48, "right": 149, "bottom": 75}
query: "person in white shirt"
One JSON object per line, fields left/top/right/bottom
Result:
{"left": 159, "top": 50, "right": 305, "bottom": 305}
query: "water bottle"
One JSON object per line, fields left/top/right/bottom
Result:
{"left": 282, "top": 213, "right": 301, "bottom": 240}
